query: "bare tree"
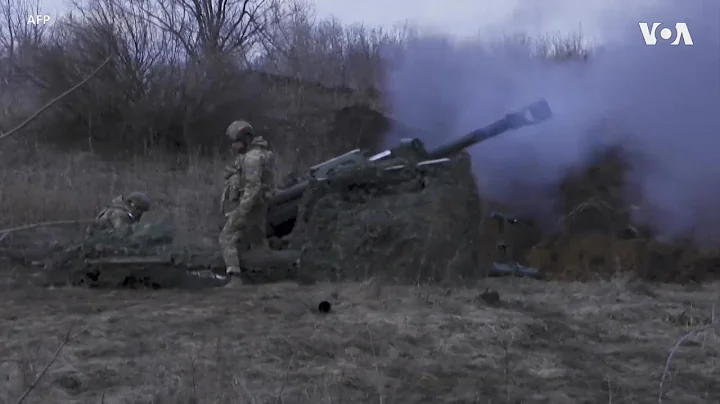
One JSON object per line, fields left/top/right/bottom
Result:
{"left": 0, "top": 0, "right": 47, "bottom": 79}
{"left": 124, "top": 0, "right": 279, "bottom": 63}
{"left": 258, "top": 2, "right": 408, "bottom": 91}
{"left": 0, "top": 0, "right": 403, "bottom": 156}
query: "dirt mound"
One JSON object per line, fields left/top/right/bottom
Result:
{"left": 522, "top": 148, "right": 720, "bottom": 282}
{"left": 289, "top": 152, "right": 487, "bottom": 284}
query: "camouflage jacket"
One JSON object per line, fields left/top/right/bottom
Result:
{"left": 86, "top": 196, "right": 139, "bottom": 235}
{"left": 221, "top": 136, "right": 276, "bottom": 215}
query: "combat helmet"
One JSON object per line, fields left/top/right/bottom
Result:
{"left": 226, "top": 120, "right": 254, "bottom": 142}
{"left": 125, "top": 191, "right": 151, "bottom": 212}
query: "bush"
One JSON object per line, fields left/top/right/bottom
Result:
{"left": 0, "top": 0, "right": 404, "bottom": 157}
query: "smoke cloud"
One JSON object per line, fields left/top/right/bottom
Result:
{"left": 383, "top": 0, "right": 720, "bottom": 242}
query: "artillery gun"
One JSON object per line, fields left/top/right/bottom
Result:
{"left": 267, "top": 99, "right": 552, "bottom": 239}
{"left": 43, "top": 100, "right": 552, "bottom": 289}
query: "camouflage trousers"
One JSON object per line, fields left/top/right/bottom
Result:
{"left": 218, "top": 201, "right": 268, "bottom": 270}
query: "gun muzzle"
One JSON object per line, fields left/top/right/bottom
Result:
{"left": 507, "top": 99, "right": 553, "bottom": 129}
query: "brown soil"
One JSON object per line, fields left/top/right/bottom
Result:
{"left": 1, "top": 274, "right": 718, "bottom": 403}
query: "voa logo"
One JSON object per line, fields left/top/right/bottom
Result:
{"left": 639, "top": 23, "right": 693, "bottom": 46}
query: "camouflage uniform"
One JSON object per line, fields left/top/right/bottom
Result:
{"left": 87, "top": 192, "right": 151, "bottom": 236}
{"left": 219, "top": 121, "right": 276, "bottom": 277}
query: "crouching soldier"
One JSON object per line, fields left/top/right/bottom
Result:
{"left": 219, "top": 120, "right": 276, "bottom": 282}
{"left": 86, "top": 191, "right": 151, "bottom": 236}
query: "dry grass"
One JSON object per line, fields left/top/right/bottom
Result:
{"left": 0, "top": 276, "right": 718, "bottom": 403}
{"left": 0, "top": 139, "right": 244, "bottom": 246}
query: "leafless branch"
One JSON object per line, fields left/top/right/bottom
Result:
{"left": 0, "top": 219, "right": 94, "bottom": 240}
{"left": 14, "top": 325, "right": 88, "bottom": 404}
{"left": 657, "top": 322, "right": 719, "bottom": 403}
{"left": 0, "top": 55, "right": 112, "bottom": 141}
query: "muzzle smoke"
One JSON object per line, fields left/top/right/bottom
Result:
{"left": 383, "top": 0, "right": 720, "bottom": 242}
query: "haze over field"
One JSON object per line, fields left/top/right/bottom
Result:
{"left": 383, "top": 0, "right": 720, "bottom": 242}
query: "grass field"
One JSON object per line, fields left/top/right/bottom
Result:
{"left": 1, "top": 275, "right": 718, "bottom": 404}
{"left": 1, "top": 101, "right": 718, "bottom": 404}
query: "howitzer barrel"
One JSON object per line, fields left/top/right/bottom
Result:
{"left": 426, "top": 119, "right": 513, "bottom": 160}
{"left": 426, "top": 99, "right": 552, "bottom": 160}
{"left": 271, "top": 99, "right": 552, "bottom": 208}
{"left": 271, "top": 149, "right": 367, "bottom": 206}
{"left": 267, "top": 158, "right": 450, "bottom": 230}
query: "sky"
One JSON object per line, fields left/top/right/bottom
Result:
{"left": 39, "top": 0, "right": 664, "bottom": 43}
{"left": 313, "top": 0, "right": 666, "bottom": 43}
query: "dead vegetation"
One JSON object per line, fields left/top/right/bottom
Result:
{"left": 0, "top": 278, "right": 718, "bottom": 403}
{"left": 519, "top": 148, "right": 720, "bottom": 283}
{"left": 2, "top": 0, "right": 720, "bottom": 402}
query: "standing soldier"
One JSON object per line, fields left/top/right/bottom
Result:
{"left": 87, "top": 191, "right": 151, "bottom": 236}
{"left": 219, "top": 120, "right": 275, "bottom": 282}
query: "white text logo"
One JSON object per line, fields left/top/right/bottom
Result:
{"left": 27, "top": 15, "right": 51, "bottom": 25}
{"left": 639, "top": 23, "right": 693, "bottom": 46}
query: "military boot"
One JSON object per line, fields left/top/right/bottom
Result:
{"left": 224, "top": 266, "right": 243, "bottom": 286}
